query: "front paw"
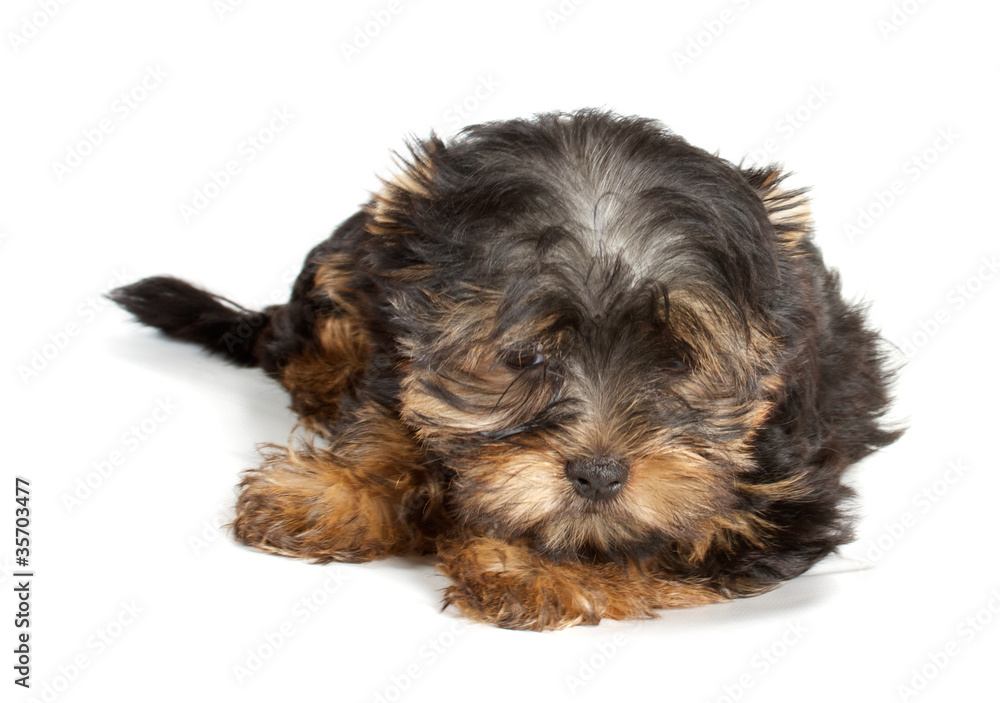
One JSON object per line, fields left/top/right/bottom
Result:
{"left": 436, "top": 536, "right": 638, "bottom": 631}
{"left": 232, "top": 446, "right": 429, "bottom": 563}
{"left": 232, "top": 464, "right": 376, "bottom": 563}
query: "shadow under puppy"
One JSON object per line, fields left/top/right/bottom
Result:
{"left": 112, "top": 109, "right": 899, "bottom": 631}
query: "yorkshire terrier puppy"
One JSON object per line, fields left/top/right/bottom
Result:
{"left": 112, "top": 109, "right": 899, "bottom": 630}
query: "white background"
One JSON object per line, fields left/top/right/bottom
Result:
{"left": 2, "top": 1, "right": 998, "bottom": 702}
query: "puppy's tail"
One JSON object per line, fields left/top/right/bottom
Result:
{"left": 109, "top": 276, "right": 270, "bottom": 368}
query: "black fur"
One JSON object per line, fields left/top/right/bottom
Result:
{"left": 111, "top": 109, "right": 901, "bottom": 620}
{"left": 109, "top": 276, "right": 268, "bottom": 368}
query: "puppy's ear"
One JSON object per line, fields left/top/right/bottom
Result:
{"left": 741, "top": 165, "right": 813, "bottom": 246}
{"left": 366, "top": 137, "right": 441, "bottom": 239}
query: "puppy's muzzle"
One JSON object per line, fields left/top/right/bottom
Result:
{"left": 565, "top": 457, "right": 629, "bottom": 501}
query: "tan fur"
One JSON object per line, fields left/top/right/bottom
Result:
{"left": 751, "top": 167, "right": 813, "bottom": 251}
{"left": 393, "top": 287, "right": 787, "bottom": 562}
{"left": 626, "top": 449, "right": 734, "bottom": 534}
{"left": 365, "top": 145, "right": 437, "bottom": 238}
{"left": 399, "top": 346, "right": 559, "bottom": 438}
{"left": 277, "top": 258, "right": 369, "bottom": 433}
{"left": 232, "top": 404, "right": 443, "bottom": 563}
{"left": 116, "top": 113, "right": 899, "bottom": 631}
{"left": 437, "top": 533, "right": 725, "bottom": 630}
{"left": 314, "top": 255, "right": 363, "bottom": 315}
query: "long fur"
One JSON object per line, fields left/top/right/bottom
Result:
{"left": 112, "top": 110, "right": 900, "bottom": 630}
{"left": 109, "top": 276, "right": 268, "bottom": 368}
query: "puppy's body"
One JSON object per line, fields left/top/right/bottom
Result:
{"left": 113, "top": 110, "right": 899, "bottom": 630}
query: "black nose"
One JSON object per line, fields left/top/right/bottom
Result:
{"left": 565, "top": 457, "right": 629, "bottom": 501}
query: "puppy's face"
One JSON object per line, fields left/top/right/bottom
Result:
{"left": 364, "top": 113, "right": 805, "bottom": 560}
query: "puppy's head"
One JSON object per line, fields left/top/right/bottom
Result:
{"left": 363, "top": 110, "right": 811, "bottom": 561}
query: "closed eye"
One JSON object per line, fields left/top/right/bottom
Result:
{"left": 503, "top": 350, "right": 547, "bottom": 370}
{"left": 665, "top": 353, "right": 688, "bottom": 372}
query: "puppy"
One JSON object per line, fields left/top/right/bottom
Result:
{"left": 111, "top": 109, "right": 900, "bottom": 630}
